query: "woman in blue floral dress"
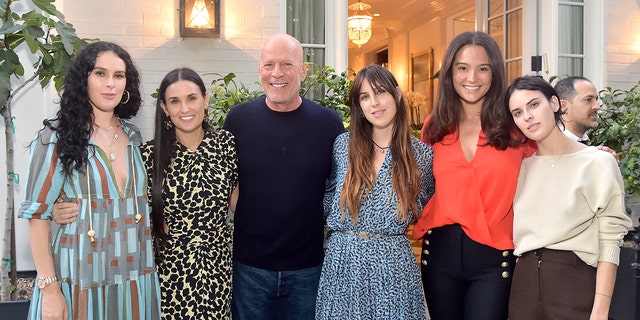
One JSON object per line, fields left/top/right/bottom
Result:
{"left": 316, "top": 64, "right": 435, "bottom": 319}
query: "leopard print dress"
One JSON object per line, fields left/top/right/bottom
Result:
{"left": 141, "top": 129, "right": 238, "bottom": 320}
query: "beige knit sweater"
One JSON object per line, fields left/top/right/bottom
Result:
{"left": 512, "top": 147, "right": 632, "bottom": 267}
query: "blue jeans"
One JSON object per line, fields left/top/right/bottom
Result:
{"left": 232, "top": 261, "right": 321, "bottom": 320}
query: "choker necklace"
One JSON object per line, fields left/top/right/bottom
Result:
{"left": 95, "top": 122, "right": 120, "bottom": 161}
{"left": 372, "top": 140, "right": 390, "bottom": 154}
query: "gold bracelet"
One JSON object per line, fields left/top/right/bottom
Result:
{"left": 595, "top": 292, "right": 612, "bottom": 299}
{"left": 36, "top": 275, "right": 58, "bottom": 289}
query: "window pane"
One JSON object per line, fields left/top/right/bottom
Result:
{"left": 506, "top": 60, "right": 522, "bottom": 84}
{"left": 558, "top": 57, "right": 583, "bottom": 77}
{"left": 287, "top": 0, "right": 325, "bottom": 44}
{"left": 558, "top": 5, "right": 583, "bottom": 54}
{"left": 507, "top": 0, "right": 522, "bottom": 10}
{"left": 302, "top": 48, "right": 326, "bottom": 101}
{"left": 489, "top": 16, "right": 504, "bottom": 51}
{"left": 506, "top": 11, "right": 521, "bottom": 59}
{"left": 489, "top": 0, "right": 503, "bottom": 17}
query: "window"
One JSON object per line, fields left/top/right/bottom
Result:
{"left": 558, "top": 0, "right": 584, "bottom": 77}
{"left": 486, "top": 0, "right": 523, "bottom": 84}
{"left": 286, "top": 0, "right": 326, "bottom": 68}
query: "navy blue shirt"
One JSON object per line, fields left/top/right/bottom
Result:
{"left": 223, "top": 96, "right": 344, "bottom": 270}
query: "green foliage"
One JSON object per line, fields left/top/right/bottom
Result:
{"left": 301, "top": 64, "right": 355, "bottom": 129}
{"left": 0, "top": 0, "right": 90, "bottom": 112}
{"left": 206, "top": 72, "right": 263, "bottom": 128}
{"left": 206, "top": 64, "right": 354, "bottom": 129}
{"left": 590, "top": 81, "right": 640, "bottom": 198}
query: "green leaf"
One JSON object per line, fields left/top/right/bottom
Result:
{"left": 0, "top": 19, "right": 25, "bottom": 34}
{"left": 5, "top": 32, "right": 25, "bottom": 49}
{"left": 24, "top": 23, "right": 46, "bottom": 39}
{"left": 54, "top": 20, "right": 79, "bottom": 54}
{"left": 13, "top": 63, "right": 24, "bottom": 77}
{"left": 32, "top": 0, "right": 58, "bottom": 16}
{"left": 22, "top": 29, "right": 41, "bottom": 53}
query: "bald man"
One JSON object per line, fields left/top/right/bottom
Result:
{"left": 223, "top": 33, "right": 344, "bottom": 319}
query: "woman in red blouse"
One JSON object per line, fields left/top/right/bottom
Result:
{"left": 413, "top": 31, "right": 535, "bottom": 320}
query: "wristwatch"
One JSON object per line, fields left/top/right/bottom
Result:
{"left": 37, "top": 275, "right": 58, "bottom": 289}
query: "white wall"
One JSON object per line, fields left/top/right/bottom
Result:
{"left": 604, "top": 0, "right": 640, "bottom": 90}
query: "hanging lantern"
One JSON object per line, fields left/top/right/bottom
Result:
{"left": 348, "top": 2, "right": 373, "bottom": 47}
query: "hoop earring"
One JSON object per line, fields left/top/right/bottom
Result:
{"left": 120, "top": 90, "right": 130, "bottom": 104}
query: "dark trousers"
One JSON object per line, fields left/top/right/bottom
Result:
{"left": 508, "top": 248, "right": 596, "bottom": 320}
{"left": 420, "top": 224, "right": 514, "bottom": 320}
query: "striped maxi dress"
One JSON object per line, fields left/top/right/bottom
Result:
{"left": 19, "top": 118, "right": 161, "bottom": 320}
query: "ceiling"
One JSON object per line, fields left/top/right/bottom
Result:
{"left": 347, "top": 0, "right": 476, "bottom": 52}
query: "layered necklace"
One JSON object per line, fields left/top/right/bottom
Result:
{"left": 372, "top": 140, "right": 390, "bottom": 154}
{"left": 95, "top": 120, "right": 120, "bottom": 162}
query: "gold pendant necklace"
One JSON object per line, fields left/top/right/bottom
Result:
{"left": 539, "top": 154, "right": 564, "bottom": 168}
{"left": 537, "top": 141, "right": 570, "bottom": 168}
{"left": 95, "top": 122, "right": 119, "bottom": 161}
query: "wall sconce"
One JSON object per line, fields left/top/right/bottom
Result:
{"left": 179, "top": 0, "right": 220, "bottom": 38}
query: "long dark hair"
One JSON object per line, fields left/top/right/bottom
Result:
{"left": 150, "top": 68, "right": 211, "bottom": 249}
{"left": 46, "top": 41, "right": 141, "bottom": 177}
{"left": 340, "top": 64, "right": 420, "bottom": 223}
{"left": 423, "top": 31, "right": 521, "bottom": 150}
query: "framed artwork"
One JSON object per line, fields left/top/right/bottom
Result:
{"left": 409, "top": 48, "right": 434, "bottom": 129}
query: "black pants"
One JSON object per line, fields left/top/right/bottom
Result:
{"left": 508, "top": 248, "right": 596, "bottom": 319}
{"left": 420, "top": 224, "right": 515, "bottom": 320}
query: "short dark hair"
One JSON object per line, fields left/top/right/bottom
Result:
{"left": 554, "top": 76, "right": 591, "bottom": 101}
{"left": 507, "top": 75, "right": 564, "bottom": 125}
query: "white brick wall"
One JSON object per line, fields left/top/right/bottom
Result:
{"left": 604, "top": 0, "right": 640, "bottom": 90}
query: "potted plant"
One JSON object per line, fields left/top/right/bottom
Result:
{"left": 1, "top": 0, "right": 88, "bottom": 312}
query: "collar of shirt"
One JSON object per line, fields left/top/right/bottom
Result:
{"left": 561, "top": 127, "right": 589, "bottom": 142}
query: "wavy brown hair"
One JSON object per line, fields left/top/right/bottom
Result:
{"left": 339, "top": 64, "right": 420, "bottom": 223}
{"left": 423, "top": 31, "right": 522, "bottom": 150}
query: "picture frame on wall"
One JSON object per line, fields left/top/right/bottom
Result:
{"left": 409, "top": 48, "right": 434, "bottom": 129}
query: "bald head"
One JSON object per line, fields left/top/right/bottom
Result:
{"left": 260, "top": 33, "right": 304, "bottom": 64}
{"left": 258, "top": 33, "right": 307, "bottom": 112}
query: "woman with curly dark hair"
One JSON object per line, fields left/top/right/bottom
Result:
{"left": 19, "top": 41, "right": 161, "bottom": 320}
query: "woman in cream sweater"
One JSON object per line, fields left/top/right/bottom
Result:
{"left": 505, "top": 75, "right": 631, "bottom": 320}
